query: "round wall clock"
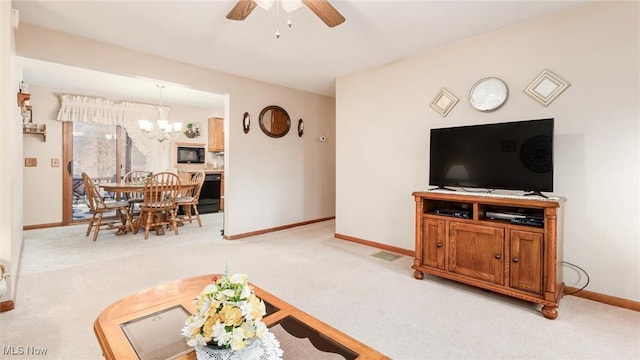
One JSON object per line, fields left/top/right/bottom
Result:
{"left": 469, "top": 77, "right": 508, "bottom": 111}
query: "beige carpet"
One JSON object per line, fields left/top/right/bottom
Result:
{"left": 1, "top": 213, "right": 638, "bottom": 360}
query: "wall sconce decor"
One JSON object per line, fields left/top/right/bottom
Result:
{"left": 430, "top": 88, "right": 459, "bottom": 117}
{"left": 524, "top": 69, "right": 571, "bottom": 107}
{"left": 297, "top": 119, "right": 304, "bottom": 137}
{"left": 243, "top": 112, "right": 250, "bottom": 134}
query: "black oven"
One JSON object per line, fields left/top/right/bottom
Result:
{"left": 197, "top": 173, "right": 221, "bottom": 213}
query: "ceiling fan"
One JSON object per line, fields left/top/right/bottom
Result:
{"left": 226, "top": 0, "right": 345, "bottom": 28}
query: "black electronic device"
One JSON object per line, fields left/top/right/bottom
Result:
{"left": 429, "top": 118, "right": 554, "bottom": 194}
{"left": 486, "top": 211, "right": 527, "bottom": 221}
{"left": 176, "top": 146, "right": 205, "bottom": 164}
{"left": 435, "top": 208, "right": 471, "bottom": 219}
{"left": 510, "top": 217, "right": 544, "bottom": 227}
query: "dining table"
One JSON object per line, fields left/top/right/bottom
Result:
{"left": 100, "top": 181, "right": 196, "bottom": 195}
{"left": 101, "top": 181, "right": 197, "bottom": 235}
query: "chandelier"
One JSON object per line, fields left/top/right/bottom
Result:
{"left": 138, "top": 85, "right": 182, "bottom": 142}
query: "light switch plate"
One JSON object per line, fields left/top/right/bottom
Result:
{"left": 24, "top": 158, "right": 37, "bottom": 167}
{"left": 51, "top": 158, "right": 60, "bottom": 167}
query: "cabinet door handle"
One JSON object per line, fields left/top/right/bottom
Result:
{"left": 512, "top": 257, "right": 519, "bottom": 263}
{"left": 436, "top": 243, "right": 443, "bottom": 248}
{"left": 494, "top": 254, "right": 502, "bottom": 260}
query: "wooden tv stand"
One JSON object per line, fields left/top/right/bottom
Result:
{"left": 412, "top": 190, "right": 565, "bottom": 319}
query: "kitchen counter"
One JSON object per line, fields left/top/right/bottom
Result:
{"left": 177, "top": 169, "right": 224, "bottom": 174}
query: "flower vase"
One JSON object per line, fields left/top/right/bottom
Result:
{"left": 196, "top": 338, "right": 264, "bottom": 360}
{"left": 185, "top": 132, "right": 196, "bottom": 138}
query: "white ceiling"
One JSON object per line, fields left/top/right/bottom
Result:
{"left": 13, "top": 0, "right": 589, "bottom": 108}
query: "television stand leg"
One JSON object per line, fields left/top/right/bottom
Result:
{"left": 523, "top": 191, "right": 548, "bottom": 198}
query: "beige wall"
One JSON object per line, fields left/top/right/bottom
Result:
{"left": 336, "top": 2, "right": 639, "bottom": 301}
{"left": 0, "top": 1, "right": 22, "bottom": 302}
{"left": 0, "top": 2, "right": 23, "bottom": 302}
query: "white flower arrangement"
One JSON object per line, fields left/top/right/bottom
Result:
{"left": 182, "top": 272, "right": 268, "bottom": 352}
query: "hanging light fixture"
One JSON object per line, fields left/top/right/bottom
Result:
{"left": 254, "top": 0, "right": 302, "bottom": 12}
{"left": 138, "top": 85, "right": 182, "bottom": 142}
{"left": 254, "top": 0, "right": 302, "bottom": 38}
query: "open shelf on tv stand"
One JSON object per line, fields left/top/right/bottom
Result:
{"left": 412, "top": 190, "right": 566, "bottom": 319}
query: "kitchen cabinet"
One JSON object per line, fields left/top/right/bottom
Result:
{"left": 412, "top": 191, "right": 565, "bottom": 319}
{"left": 208, "top": 117, "right": 224, "bottom": 152}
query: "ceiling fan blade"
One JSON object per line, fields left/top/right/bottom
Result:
{"left": 226, "top": 0, "right": 258, "bottom": 21}
{"left": 302, "top": 0, "right": 345, "bottom": 27}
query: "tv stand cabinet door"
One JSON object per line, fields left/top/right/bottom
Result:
{"left": 509, "top": 230, "right": 543, "bottom": 295}
{"left": 421, "top": 219, "right": 446, "bottom": 270}
{"left": 449, "top": 222, "right": 505, "bottom": 285}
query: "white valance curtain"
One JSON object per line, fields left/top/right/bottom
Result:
{"left": 56, "top": 94, "right": 172, "bottom": 172}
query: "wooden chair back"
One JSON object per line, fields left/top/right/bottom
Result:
{"left": 81, "top": 172, "right": 133, "bottom": 241}
{"left": 123, "top": 170, "right": 149, "bottom": 202}
{"left": 123, "top": 170, "right": 150, "bottom": 184}
{"left": 176, "top": 171, "right": 206, "bottom": 227}
{"left": 82, "top": 172, "right": 106, "bottom": 211}
{"left": 189, "top": 171, "right": 206, "bottom": 201}
{"left": 142, "top": 172, "right": 181, "bottom": 209}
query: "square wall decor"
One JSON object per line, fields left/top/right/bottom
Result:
{"left": 430, "top": 88, "right": 459, "bottom": 117}
{"left": 524, "top": 70, "right": 571, "bottom": 107}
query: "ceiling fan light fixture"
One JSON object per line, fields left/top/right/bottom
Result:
{"left": 254, "top": 0, "right": 274, "bottom": 10}
{"left": 226, "top": 0, "right": 344, "bottom": 28}
{"left": 281, "top": 0, "right": 303, "bottom": 13}
{"left": 255, "top": 0, "right": 302, "bottom": 13}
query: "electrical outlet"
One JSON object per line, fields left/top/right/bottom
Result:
{"left": 24, "top": 158, "right": 37, "bottom": 167}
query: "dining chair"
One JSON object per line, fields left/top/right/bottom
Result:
{"left": 176, "top": 170, "right": 206, "bottom": 227}
{"left": 137, "top": 172, "right": 181, "bottom": 239}
{"left": 81, "top": 172, "right": 134, "bottom": 241}
{"left": 122, "top": 169, "right": 150, "bottom": 213}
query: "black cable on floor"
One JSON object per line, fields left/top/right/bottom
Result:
{"left": 562, "top": 261, "right": 590, "bottom": 295}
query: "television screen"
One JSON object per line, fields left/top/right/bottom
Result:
{"left": 429, "top": 118, "right": 554, "bottom": 193}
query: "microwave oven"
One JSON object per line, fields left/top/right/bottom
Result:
{"left": 176, "top": 146, "right": 205, "bottom": 164}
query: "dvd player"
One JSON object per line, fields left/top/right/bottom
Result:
{"left": 485, "top": 211, "right": 527, "bottom": 220}
{"left": 435, "top": 208, "right": 471, "bottom": 219}
{"left": 510, "top": 217, "right": 544, "bottom": 227}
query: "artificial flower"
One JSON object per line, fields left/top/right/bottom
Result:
{"left": 182, "top": 271, "right": 267, "bottom": 350}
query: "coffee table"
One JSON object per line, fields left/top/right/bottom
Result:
{"left": 94, "top": 275, "right": 389, "bottom": 359}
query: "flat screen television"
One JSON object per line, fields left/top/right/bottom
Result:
{"left": 429, "top": 118, "right": 554, "bottom": 194}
